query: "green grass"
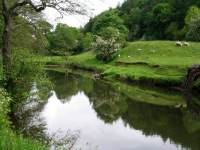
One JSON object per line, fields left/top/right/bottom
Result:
{"left": 44, "top": 41, "right": 200, "bottom": 87}
{"left": 0, "top": 129, "right": 48, "bottom": 150}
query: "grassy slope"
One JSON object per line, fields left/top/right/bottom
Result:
{"left": 44, "top": 41, "right": 200, "bottom": 86}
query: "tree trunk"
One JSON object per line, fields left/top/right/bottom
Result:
{"left": 2, "top": 14, "right": 14, "bottom": 87}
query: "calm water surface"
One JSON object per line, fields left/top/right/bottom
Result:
{"left": 11, "top": 70, "right": 200, "bottom": 150}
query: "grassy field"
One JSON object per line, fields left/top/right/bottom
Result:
{"left": 44, "top": 41, "right": 200, "bottom": 88}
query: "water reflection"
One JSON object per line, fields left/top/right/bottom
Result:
{"left": 11, "top": 70, "right": 200, "bottom": 150}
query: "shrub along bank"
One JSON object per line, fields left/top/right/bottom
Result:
{"left": 44, "top": 41, "right": 200, "bottom": 89}
{"left": 0, "top": 59, "right": 48, "bottom": 150}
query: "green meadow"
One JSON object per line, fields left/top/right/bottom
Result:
{"left": 44, "top": 41, "right": 200, "bottom": 88}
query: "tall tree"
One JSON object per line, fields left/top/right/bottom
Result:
{"left": 144, "top": 3, "right": 174, "bottom": 39}
{"left": 185, "top": 6, "right": 200, "bottom": 41}
{"left": 48, "top": 23, "right": 78, "bottom": 54}
{"left": 0, "top": 0, "right": 100, "bottom": 87}
{"left": 92, "top": 9, "right": 128, "bottom": 35}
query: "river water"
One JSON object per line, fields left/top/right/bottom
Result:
{"left": 11, "top": 70, "right": 200, "bottom": 150}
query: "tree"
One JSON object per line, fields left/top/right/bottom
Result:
{"left": 187, "top": 16, "right": 200, "bottom": 41}
{"left": 185, "top": 6, "right": 200, "bottom": 25}
{"left": 47, "top": 23, "right": 81, "bottom": 59}
{"left": 91, "top": 27, "right": 121, "bottom": 62}
{"left": 128, "top": 7, "right": 143, "bottom": 41}
{"left": 92, "top": 9, "right": 128, "bottom": 37}
{"left": 83, "top": 32, "right": 93, "bottom": 49}
{"left": 184, "top": 6, "right": 200, "bottom": 41}
{"left": 0, "top": 0, "right": 98, "bottom": 87}
{"left": 144, "top": 3, "right": 174, "bottom": 39}
{"left": 11, "top": 16, "right": 52, "bottom": 55}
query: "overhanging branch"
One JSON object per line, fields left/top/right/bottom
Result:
{"left": 10, "top": 0, "right": 46, "bottom": 14}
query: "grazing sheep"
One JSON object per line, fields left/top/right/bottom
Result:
{"left": 118, "top": 54, "right": 120, "bottom": 57}
{"left": 175, "top": 103, "right": 182, "bottom": 108}
{"left": 176, "top": 41, "right": 182, "bottom": 46}
{"left": 128, "top": 56, "right": 131, "bottom": 59}
{"left": 150, "top": 50, "right": 155, "bottom": 53}
{"left": 138, "top": 48, "right": 141, "bottom": 52}
{"left": 184, "top": 42, "right": 189, "bottom": 46}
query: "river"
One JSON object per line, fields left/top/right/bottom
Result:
{"left": 10, "top": 70, "right": 200, "bottom": 150}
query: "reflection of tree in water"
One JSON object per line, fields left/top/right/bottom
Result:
{"left": 182, "top": 91, "right": 200, "bottom": 134}
{"left": 10, "top": 99, "right": 49, "bottom": 144}
{"left": 183, "top": 91, "right": 200, "bottom": 115}
{"left": 121, "top": 97, "right": 200, "bottom": 150}
{"left": 48, "top": 70, "right": 94, "bottom": 103}
{"left": 48, "top": 70, "right": 129, "bottom": 124}
{"left": 87, "top": 81, "right": 128, "bottom": 124}
{"left": 10, "top": 85, "right": 80, "bottom": 149}
{"left": 29, "top": 70, "right": 200, "bottom": 149}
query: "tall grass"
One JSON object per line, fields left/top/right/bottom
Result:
{"left": 0, "top": 129, "right": 48, "bottom": 150}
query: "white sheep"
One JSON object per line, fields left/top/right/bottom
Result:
{"left": 118, "top": 54, "right": 120, "bottom": 57}
{"left": 176, "top": 41, "right": 182, "bottom": 46}
{"left": 138, "top": 48, "right": 141, "bottom": 52}
{"left": 184, "top": 42, "right": 189, "bottom": 46}
{"left": 150, "top": 50, "right": 155, "bottom": 53}
{"left": 128, "top": 56, "right": 131, "bottom": 59}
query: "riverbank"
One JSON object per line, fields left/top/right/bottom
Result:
{"left": 0, "top": 62, "right": 48, "bottom": 150}
{"left": 44, "top": 41, "right": 200, "bottom": 89}
{"left": 0, "top": 88, "right": 48, "bottom": 150}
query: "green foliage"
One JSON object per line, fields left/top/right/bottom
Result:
{"left": 92, "top": 9, "right": 128, "bottom": 37}
{"left": 47, "top": 23, "right": 77, "bottom": 51}
{"left": 0, "top": 15, "right": 4, "bottom": 44}
{"left": 12, "top": 16, "right": 51, "bottom": 55}
{"left": 184, "top": 6, "right": 200, "bottom": 41}
{"left": 47, "top": 23, "right": 84, "bottom": 55}
{"left": 52, "top": 50, "right": 74, "bottom": 60}
{"left": 81, "top": 17, "right": 98, "bottom": 34}
{"left": 185, "top": 5, "right": 200, "bottom": 25}
{"left": 82, "top": 0, "right": 200, "bottom": 41}
{"left": 45, "top": 40, "right": 200, "bottom": 89}
{"left": 99, "top": 27, "right": 125, "bottom": 44}
{"left": 127, "top": 7, "right": 143, "bottom": 41}
{"left": 0, "top": 128, "right": 48, "bottom": 150}
{"left": 91, "top": 31, "right": 121, "bottom": 62}
{"left": 73, "top": 32, "right": 84, "bottom": 54}
{"left": 165, "top": 22, "right": 187, "bottom": 40}
{"left": 0, "top": 88, "right": 11, "bottom": 128}
{"left": 144, "top": 3, "right": 175, "bottom": 39}
{"left": 8, "top": 48, "right": 52, "bottom": 103}
{"left": 0, "top": 88, "right": 48, "bottom": 150}
{"left": 83, "top": 32, "right": 93, "bottom": 49}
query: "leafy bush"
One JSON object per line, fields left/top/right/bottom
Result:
{"left": 8, "top": 48, "right": 52, "bottom": 103}
{"left": 0, "top": 88, "right": 11, "bottom": 129}
{"left": 91, "top": 34, "right": 121, "bottom": 62}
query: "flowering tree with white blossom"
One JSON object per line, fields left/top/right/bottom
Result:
{"left": 91, "top": 27, "right": 121, "bottom": 61}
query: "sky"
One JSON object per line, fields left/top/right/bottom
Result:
{"left": 44, "top": 0, "right": 125, "bottom": 28}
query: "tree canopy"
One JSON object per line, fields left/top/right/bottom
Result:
{"left": 0, "top": 0, "right": 102, "bottom": 88}
{"left": 82, "top": 0, "right": 200, "bottom": 41}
